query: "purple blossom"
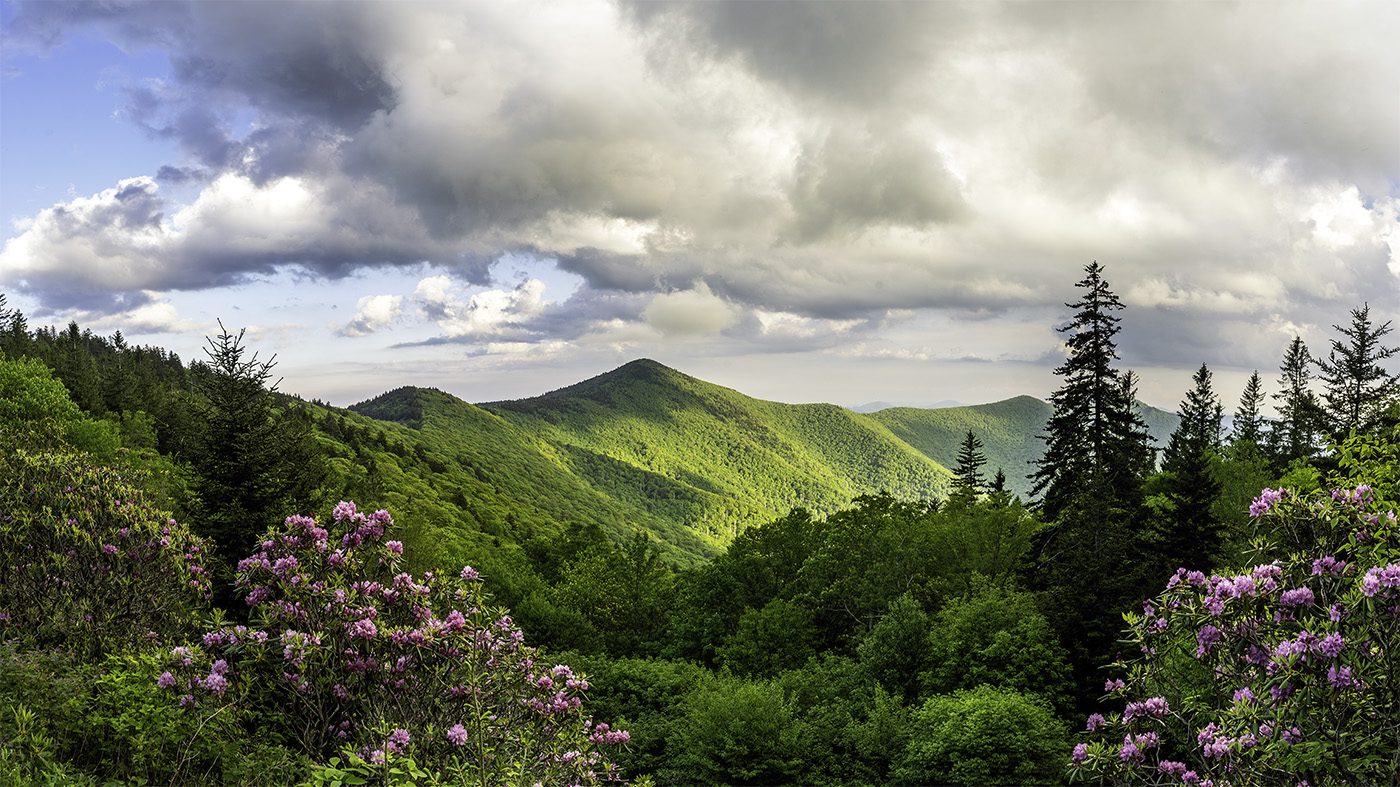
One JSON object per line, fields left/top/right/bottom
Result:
{"left": 157, "top": 671, "right": 177, "bottom": 688}
{"left": 1312, "top": 556, "right": 1348, "bottom": 576}
{"left": 1250, "top": 488, "right": 1285, "bottom": 517}
{"left": 1328, "top": 665, "right": 1357, "bottom": 689}
{"left": 1071, "top": 743, "right": 1088, "bottom": 765}
{"left": 460, "top": 565, "right": 479, "bottom": 581}
{"left": 1086, "top": 713, "right": 1106, "bottom": 731}
{"left": 447, "top": 723, "right": 469, "bottom": 746}
{"left": 1280, "top": 587, "right": 1315, "bottom": 607}
{"left": 1315, "top": 633, "right": 1345, "bottom": 658}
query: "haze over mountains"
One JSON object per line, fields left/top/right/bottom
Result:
{"left": 349, "top": 358, "right": 1179, "bottom": 565}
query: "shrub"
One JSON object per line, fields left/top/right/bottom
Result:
{"left": 896, "top": 684, "right": 1067, "bottom": 786}
{"left": 157, "top": 501, "right": 631, "bottom": 785}
{"left": 1069, "top": 483, "right": 1400, "bottom": 785}
{"left": 0, "top": 435, "right": 212, "bottom": 660}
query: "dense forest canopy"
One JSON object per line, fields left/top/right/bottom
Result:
{"left": 1, "top": 278, "right": 1398, "bottom": 786}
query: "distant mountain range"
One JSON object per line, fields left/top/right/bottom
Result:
{"left": 350, "top": 358, "right": 1180, "bottom": 565}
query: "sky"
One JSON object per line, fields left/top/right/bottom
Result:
{"left": 2, "top": 0, "right": 1398, "bottom": 411}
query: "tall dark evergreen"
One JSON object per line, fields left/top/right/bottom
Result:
{"left": 191, "top": 323, "right": 326, "bottom": 602}
{"left": 1316, "top": 304, "right": 1399, "bottom": 440}
{"left": 1030, "top": 262, "right": 1150, "bottom": 521}
{"left": 1268, "top": 336, "right": 1321, "bottom": 467}
{"left": 1027, "top": 262, "right": 1154, "bottom": 709}
{"left": 1231, "top": 370, "right": 1267, "bottom": 447}
{"left": 951, "top": 430, "right": 987, "bottom": 497}
{"left": 1154, "top": 363, "right": 1225, "bottom": 571}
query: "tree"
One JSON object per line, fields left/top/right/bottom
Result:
{"left": 190, "top": 323, "right": 326, "bottom": 599}
{"left": 1316, "top": 303, "right": 1399, "bottom": 440}
{"left": 1268, "top": 335, "right": 1322, "bottom": 468}
{"left": 1070, "top": 440, "right": 1400, "bottom": 785}
{"left": 1230, "top": 370, "right": 1267, "bottom": 447}
{"left": 952, "top": 430, "right": 988, "bottom": 498}
{"left": 1026, "top": 262, "right": 1155, "bottom": 708}
{"left": 1151, "top": 363, "right": 1225, "bottom": 572}
{"left": 1030, "top": 262, "right": 1150, "bottom": 521}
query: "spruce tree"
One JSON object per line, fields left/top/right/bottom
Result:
{"left": 1030, "top": 262, "right": 1149, "bottom": 521}
{"left": 1154, "top": 363, "right": 1225, "bottom": 571}
{"left": 191, "top": 322, "right": 327, "bottom": 605}
{"left": 1268, "top": 336, "right": 1321, "bottom": 467}
{"left": 1231, "top": 370, "right": 1267, "bottom": 447}
{"left": 1316, "top": 304, "right": 1399, "bottom": 440}
{"left": 952, "top": 430, "right": 987, "bottom": 497}
{"left": 1027, "top": 262, "right": 1154, "bottom": 709}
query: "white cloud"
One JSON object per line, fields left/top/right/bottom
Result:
{"left": 337, "top": 294, "right": 404, "bottom": 337}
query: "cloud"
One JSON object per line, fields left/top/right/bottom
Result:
{"left": 643, "top": 283, "right": 740, "bottom": 338}
{"left": 337, "top": 294, "right": 404, "bottom": 337}
{"left": 2, "top": 0, "right": 1398, "bottom": 378}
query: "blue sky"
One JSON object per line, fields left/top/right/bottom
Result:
{"left": 2, "top": 0, "right": 1398, "bottom": 410}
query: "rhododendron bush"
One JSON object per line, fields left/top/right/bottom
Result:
{"left": 157, "top": 501, "right": 629, "bottom": 785}
{"left": 0, "top": 437, "right": 212, "bottom": 659}
{"left": 1069, "top": 479, "right": 1400, "bottom": 786}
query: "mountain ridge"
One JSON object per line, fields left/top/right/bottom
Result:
{"left": 351, "top": 358, "right": 1180, "bottom": 561}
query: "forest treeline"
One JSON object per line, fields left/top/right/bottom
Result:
{"left": 1, "top": 267, "right": 1398, "bottom": 785}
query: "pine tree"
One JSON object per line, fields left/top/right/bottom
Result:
{"left": 1231, "top": 370, "right": 1267, "bottom": 447}
{"left": 1026, "top": 262, "right": 1155, "bottom": 708}
{"left": 1154, "top": 363, "right": 1225, "bottom": 570}
{"left": 952, "top": 430, "right": 987, "bottom": 497}
{"left": 1268, "top": 336, "right": 1321, "bottom": 467}
{"left": 1316, "top": 304, "right": 1400, "bottom": 440}
{"left": 191, "top": 322, "right": 326, "bottom": 605}
{"left": 1030, "top": 262, "right": 1149, "bottom": 521}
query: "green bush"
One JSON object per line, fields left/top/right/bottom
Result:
{"left": 897, "top": 684, "right": 1067, "bottom": 786}
{"left": 664, "top": 675, "right": 802, "bottom": 787}
{"left": 0, "top": 438, "right": 212, "bottom": 660}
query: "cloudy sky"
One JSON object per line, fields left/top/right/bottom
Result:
{"left": 2, "top": 0, "right": 1397, "bottom": 410}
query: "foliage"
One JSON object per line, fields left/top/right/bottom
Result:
{"left": 921, "top": 581, "right": 1075, "bottom": 716}
{"left": 1026, "top": 263, "right": 1157, "bottom": 709}
{"left": 191, "top": 323, "right": 329, "bottom": 588}
{"left": 663, "top": 675, "right": 801, "bottom": 787}
{"left": 1231, "top": 370, "right": 1267, "bottom": 447}
{"left": 895, "top": 684, "right": 1067, "bottom": 786}
{"left": 1069, "top": 477, "right": 1400, "bottom": 784}
{"left": 1269, "top": 336, "right": 1322, "bottom": 468}
{"left": 156, "top": 501, "right": 630, "bottom": 784}
{"left": 0, "top": 434, "right": 212, "bottom": 660}
{"left": 1030, "top": 261, "right": 1151, "bottom": 521}
{"left": 1149, "top": 362, "right": 1225, "bottom": 574}
{"left": 952, "top": 430, "right": 988, "bottom": 497}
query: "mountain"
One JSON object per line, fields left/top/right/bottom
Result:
{"left": 866, "top": 397, "right": 1180, "bottom": 498}
{"left": 481, "top": 359, "right": 953, "bottom": 541}
{"left": 846, "top": 399, "right": 966, "bottom": 413}
{"left": 349, "top": 358, "right": 1180, "bottom": 565}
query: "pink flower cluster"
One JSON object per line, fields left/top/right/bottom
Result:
{"left": 156, "top": 501, "right": 630, "bottom": 784}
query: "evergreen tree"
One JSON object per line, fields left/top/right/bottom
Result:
{"left": 1153, "top": 363, "right": 1225, "bottom": 571}
{"left": 1316, "top": 304, "right": 1399, "bottom": 440}
{"left": 1030, "top": 262, "right": 1149, "bottom": 521}
{"left": 989, "top": 468, "right": 1009, "bottom": 498}
{"left": 1230, "top": 370, "right": 1267, "bottom": 447}
{"left": 1268, "top": 336, "right": 1321, "bottom": 467}
{"left": 1026, "top": 262, "right": 1155, "bottom": 709}
{"left": 951, "top": 430, "right": 987, "bottom": 497}
{"left": 191, "top": 322, "right": 327, "bottom": 604}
